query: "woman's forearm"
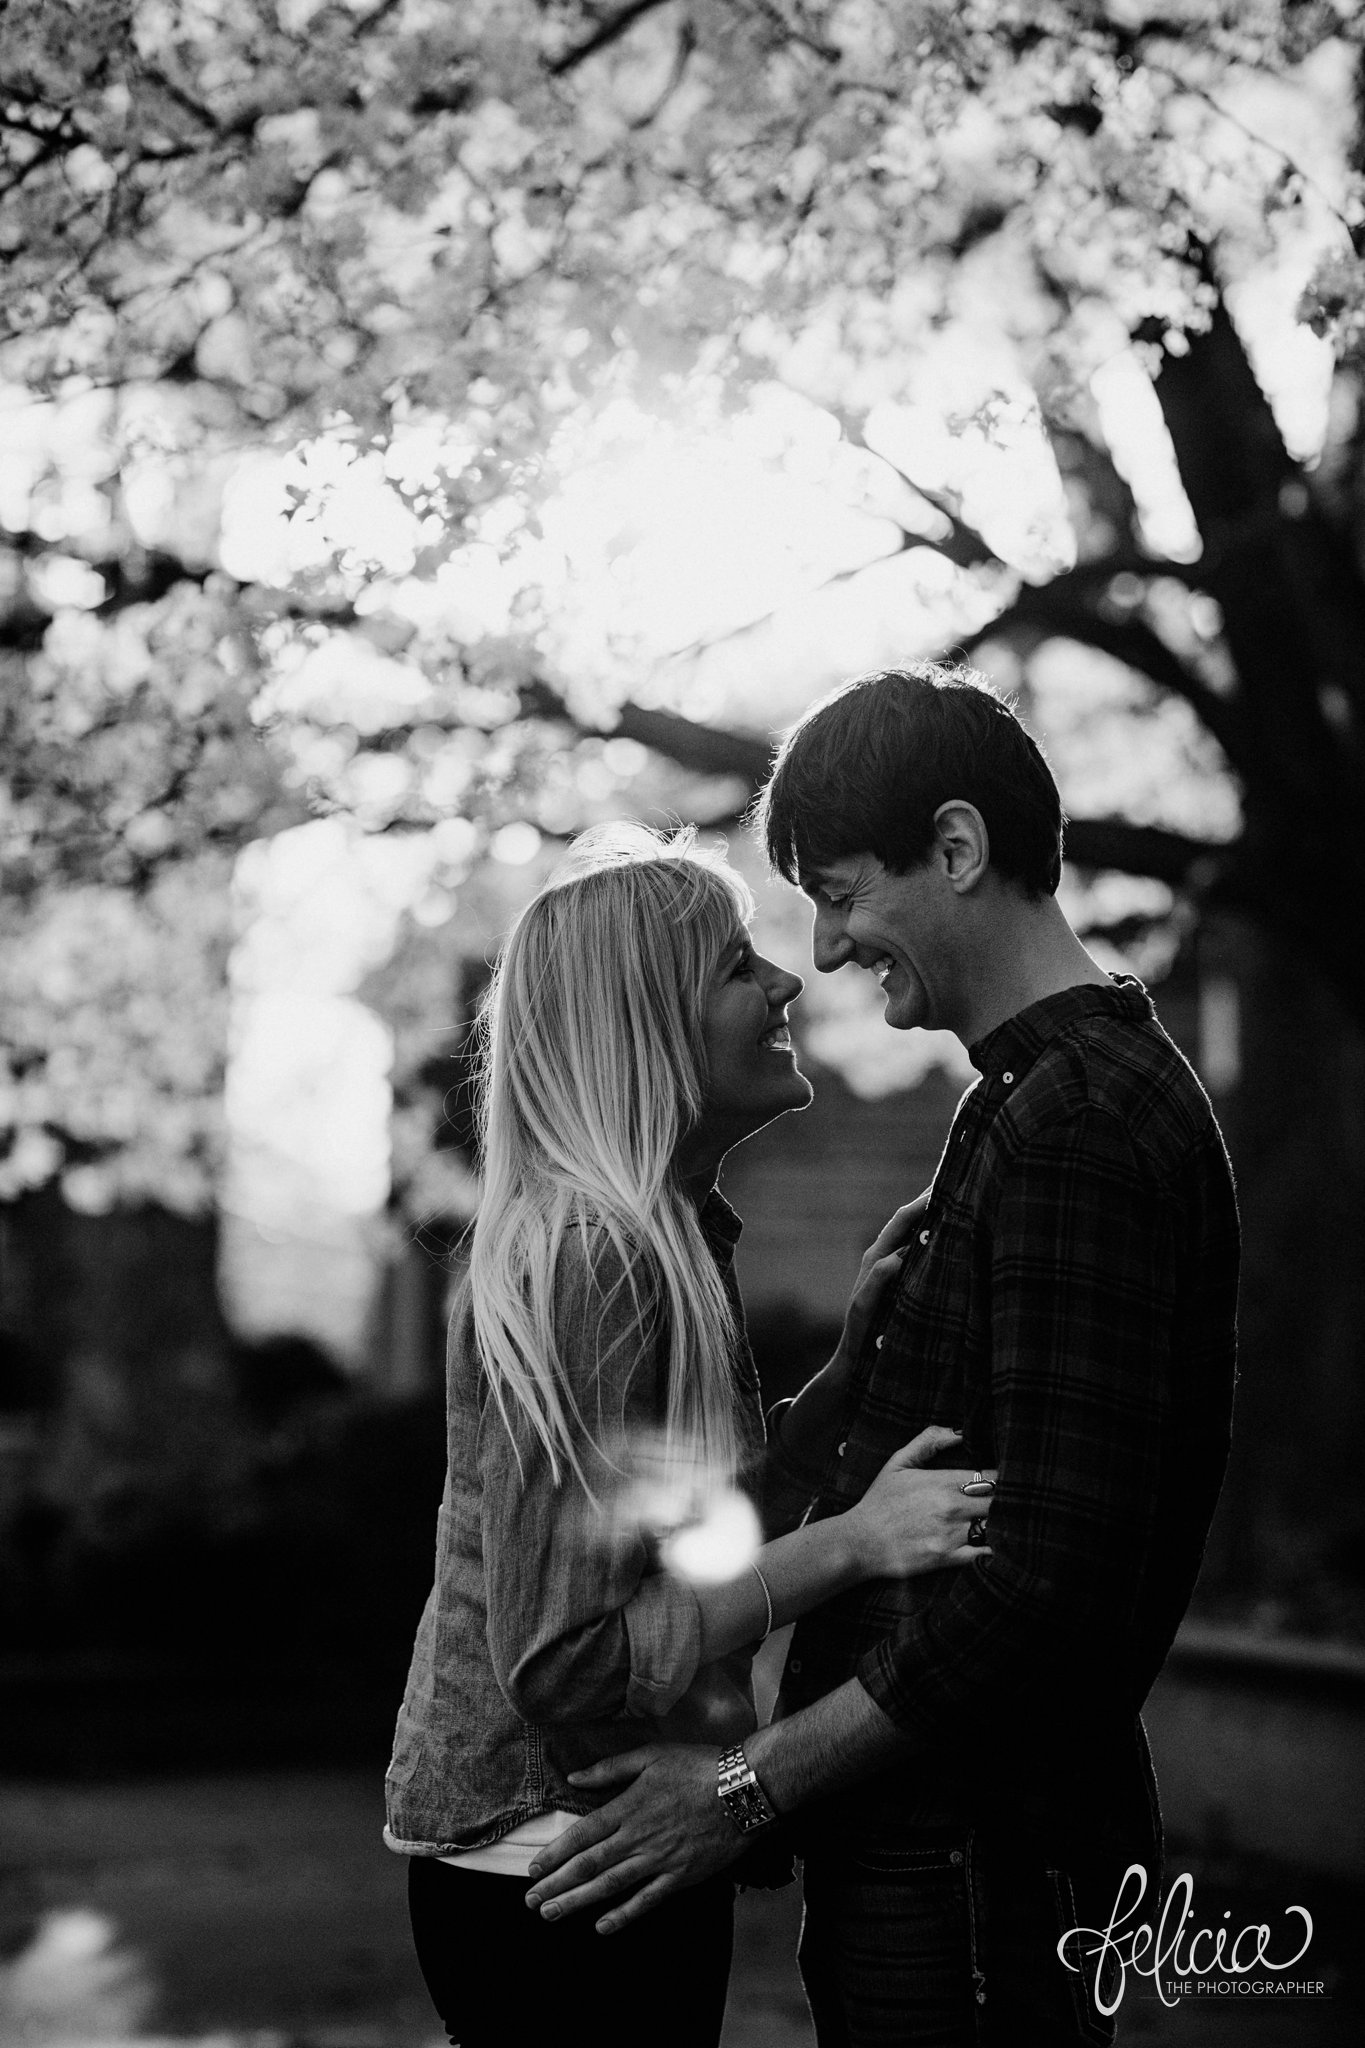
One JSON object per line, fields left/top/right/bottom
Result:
{"left": 692, "top": 1511, "right": 864, "bottom": 1663}
{"left": 695, "top": 1423, "right": 981, "bottom": 1662}
{"left": 771, "top": 1192, "right": 929, "bottom": 1485}
{"left": 772, "top": 1343, "right": 855, "bottom": 1477}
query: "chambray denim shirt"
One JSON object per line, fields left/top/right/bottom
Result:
{"left": 384, "top": 1190, "right": 770, "bottom": 1857}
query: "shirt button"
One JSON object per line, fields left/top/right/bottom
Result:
{"left": 875, "top": 1334, "right": 885, "bottom": 1350}
{"left": 837, "top": 1440, "right": 847, "bottom": 1456}
{"left": 789, "top": 1659, "right": 802, "bottom": 1674}
{"left": 918, "top": 1229, "right": 930, "bottom": 1245}
{"left": 1002, "top": 1071, "right": 1014, "bottom": 1084}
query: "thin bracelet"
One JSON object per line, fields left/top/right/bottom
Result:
{"left": 750, "top": 1561, "right": 774, "bottom": 1639}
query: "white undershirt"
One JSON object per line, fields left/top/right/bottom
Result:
{"left": 438, "top": 1809, "right": 578, "bottom": 1878}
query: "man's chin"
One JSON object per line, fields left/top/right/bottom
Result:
{"left": 876, "top": 966, "right": 925, "bottom": 1032}
{"left": 881, "top": 995, "right": 923, "bottom": 1032}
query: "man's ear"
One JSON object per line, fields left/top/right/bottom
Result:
{"left": 932, "top": 802, "right": 989, "bottom": 893}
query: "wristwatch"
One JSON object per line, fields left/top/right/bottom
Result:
{"left": 717, "top": 1743, "right": 778, "bottom": 1834}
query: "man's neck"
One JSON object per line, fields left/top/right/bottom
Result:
{"left": 953, "top": 893, "right": 1111, "bottom": 1048}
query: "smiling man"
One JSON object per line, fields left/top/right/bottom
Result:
{"left": 526, "top": 664, "right": 1240, "bottom": 2046}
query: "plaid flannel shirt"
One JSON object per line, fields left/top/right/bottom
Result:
{"left": 773, "top": 977, "right": 1239, "bottom": 1860}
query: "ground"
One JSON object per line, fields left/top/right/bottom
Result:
{"left": 0, "top": 1770, "right": 1356, "bottom": 2045}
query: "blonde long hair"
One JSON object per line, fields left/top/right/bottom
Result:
{"left": 468, "top": 824, "right": 753, "bottom": 1495}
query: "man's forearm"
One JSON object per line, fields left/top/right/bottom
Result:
{"left": 521, "top": 1678, "right": 921, "bottom": 1928}
{"left": 746, "top": 1675, "right": 917, "bottom": 1813}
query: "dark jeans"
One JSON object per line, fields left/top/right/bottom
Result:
{"left": 407, "top": 1854, "right": 735, "bottom": 2048}
{"left": 797, "top": 1831, "right": 1124, "bottom": 2047}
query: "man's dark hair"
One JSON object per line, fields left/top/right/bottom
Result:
{"left": 757, "top": 663, "right": 1065, "bottom": 898}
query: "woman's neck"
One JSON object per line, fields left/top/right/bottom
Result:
{"left": 674, "top": 1134, "right": 726, "bottom": 1209}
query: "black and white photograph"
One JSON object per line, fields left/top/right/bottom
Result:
{"left": 2, "top": 3, "right": 1363, "bottom": 2043}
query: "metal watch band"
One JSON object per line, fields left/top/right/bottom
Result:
{"left": 717, "top": 1742, "right": 777, "bottom": 1835}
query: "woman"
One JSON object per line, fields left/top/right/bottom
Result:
{"left": 385, "top": 825, "right": 991, "bottom": 2048}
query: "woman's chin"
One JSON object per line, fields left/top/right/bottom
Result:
{"left": 696, "top": 1068, "right": 816, "bottom": 1162}
{"left": 760, "top": 1067, "right": 815, "bottom": 1123}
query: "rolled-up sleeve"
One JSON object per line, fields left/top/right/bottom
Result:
{"left": 480, "top": 1233, "right": 704, "bottom": 1725}
{"left": 760, "top": 1396, "right": 826, "bottom": 1535}
{"left": 858, "top": 1107, "right": 1183, "bottom": 1736}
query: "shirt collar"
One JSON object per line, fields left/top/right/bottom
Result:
{"left": 968, "top": 975, "right": 1154, "bottom": 1081}
{"left": 698, "top": 1186, "right": 743, "bottom": 1268}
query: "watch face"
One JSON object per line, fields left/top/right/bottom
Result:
{"left": 722, "top": 1781, "right": 773, "bottom": 1833}
{"left": 718, "top": 1747, "right": 774, "bottom": 1833}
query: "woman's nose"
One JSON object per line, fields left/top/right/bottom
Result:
{"left": 759, "top": 955, "right": 803, "bottom": 1005}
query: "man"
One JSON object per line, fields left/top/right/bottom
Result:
{"left": 525, "top": 665, "right": 1239, "bottom": 2044}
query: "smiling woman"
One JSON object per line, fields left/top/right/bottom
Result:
{"left": 382, "top": 822, "right": 990, "bottom": 2048}
{"left": 675, "top": 928, "right": 813, "bottom": 1187}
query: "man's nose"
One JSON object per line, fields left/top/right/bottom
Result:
{"left": 811, "top": 902, "right": 853, "bottom": 974}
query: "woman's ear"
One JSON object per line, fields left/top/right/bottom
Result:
{"left": 932, "top": 801, "right": 990, "bottom": 893}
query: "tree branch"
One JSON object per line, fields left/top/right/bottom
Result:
{"left": 517, "top": 678, "right": 1238, "bottom": 894}
{"left": 1062, "top": 817, "right": 1232, "bottom": 888}
{"left": 140, "top": 62, "right": 226, "bottom": 137}
{"left": 627, "top": 17, "right": 696, "bottom": 130}
{"left": 655, "top": 534, "right": 918, "bottom": 669}
{"left": 1145, "top": 58, "right": 1362, "bottom": 254}
{"left": 548, "top": 1, "right": 678, "bottom": 77}
{"left": 959, "top": 571, "right": 1253, "bottom": 771}
{"left": 828, "top": 405, "right": 1002, "bottom": 572}
{"left": 639, "top": 396, "right": 1010, "bottom": 674}
{"left": 513, "top": 673, "right": 772, "bottom": 782}
{"left": 612, "top": 700, "right": 772, "bottom": 782}
{"left": 750, "top": 0, "right": 841, "bottom": 64}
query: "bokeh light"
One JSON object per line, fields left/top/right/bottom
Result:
{"left": 605, "top": 1430, "right": 763, "bottom": 1586}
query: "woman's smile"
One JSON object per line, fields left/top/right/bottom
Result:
{"left": 692, "top": 934, "right": 812, "bottom": 1153}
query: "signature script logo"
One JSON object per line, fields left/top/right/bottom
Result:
{"left": 1058, "top": 1864, "right": 1314, "bottom": 2014}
